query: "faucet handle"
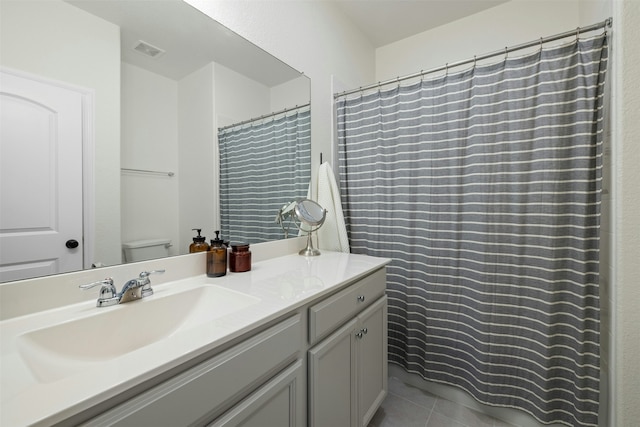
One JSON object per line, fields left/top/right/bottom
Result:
{"left": 79, "top": 277, "right": 115, "bottom": 291}
{"left": 139, "top": 269, "right": 165, "bottom": 279}
{"left": 138, "top": 269, "right": 164, "bottom": 298}
{"left": 79, "top": 278, "right": 117, "bottom": 306}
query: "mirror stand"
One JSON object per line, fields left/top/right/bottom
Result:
{"left": 300, "top": 231, "right": 321, "bottom": 257}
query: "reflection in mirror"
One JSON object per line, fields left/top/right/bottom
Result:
{"left": 0, "top": 0, "right": 310, "bottom": 283}
{"left": 276, "top": 200, "right": 301, "bottom": 238}
{"left": 219, "top": 105, "right": 311, "bottom": 244}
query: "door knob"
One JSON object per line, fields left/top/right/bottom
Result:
{"left": 66, "top": 239, "right": 79, "bottom": 249}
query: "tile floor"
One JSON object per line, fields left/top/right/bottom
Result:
{"left": 368, "top": 376, "right": 517, "bottom": 427}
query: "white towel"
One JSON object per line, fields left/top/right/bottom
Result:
{"left": 316, "top": 162, "right": 350, "bottom": 253}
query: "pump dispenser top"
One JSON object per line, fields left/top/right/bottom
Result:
{"left": 189, "top": 228, "right": 210, "bottom": 253}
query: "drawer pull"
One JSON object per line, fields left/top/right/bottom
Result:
{"left": 356, "top": 328, "right": 368, "bottom": 339}
{"left": 357, "top": 295, "right": 365, "bottom": 302}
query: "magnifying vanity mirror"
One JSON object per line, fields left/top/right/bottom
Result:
{"left": 0, "top": 0, "right": 311, "bottom": 283}
{"left": 295, "top": 199, "right": 327, "bottom": 257}
{"left": 276, "top": 199, "right": 327, "bottom": 257}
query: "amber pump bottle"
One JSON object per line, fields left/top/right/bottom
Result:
{"left": 189, "top": 228, "right": 210, "bottom": 253}
{"left": 207, "top": 231, "right": 227, "bottom": 277}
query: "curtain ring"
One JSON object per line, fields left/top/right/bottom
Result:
{"left": 576, "top": 27, "right": 580, "bottom": 41}
{"left": 504, "top": 47, "right": 508, "bottom": 60}
{"left": 473, "top": 55, "right": 477, "bottom": 69}
{"left": 420, "top": 70, "right": 424, "bottom": 82}
{"left": 539, "top": 37, "right": 544, "bottom": 52}
{"left": 445, "top": 63, "right": 449, "bottom": 76}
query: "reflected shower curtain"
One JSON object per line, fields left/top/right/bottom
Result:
{"left": 337, "top": 34, "right": 608, "bottom": 426}
{"left": 218, "top": 108, "right": 310, "bottom": 242}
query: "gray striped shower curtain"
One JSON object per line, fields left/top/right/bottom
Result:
{"left": 337, "top": 34, "right": 608, "bottom": 426}
{"left": 219, "top": 108, "right": 311, "bottom": 243}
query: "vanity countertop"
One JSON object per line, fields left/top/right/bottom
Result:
{"left": 0, "top": 251, "right": 390, "bottom": 427}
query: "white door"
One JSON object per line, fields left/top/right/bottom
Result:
{"left": 0, "top": 70, "right": 85, "bottom": 282}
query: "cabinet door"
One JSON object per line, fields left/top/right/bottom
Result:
{"left": 308, "top": 317, "right": 358, "bottom": 427}
{"left": 209, "top": 360, "right": 304, "bottom": 427}
{"left": 357, "top": 296, "right": 388, "bottom": 427}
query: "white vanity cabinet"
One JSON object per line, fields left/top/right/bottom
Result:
{"left": 308, "top": 268, "right": 388, "bottom": 427}
{"left": 71, "top": 264, "right": 387, "bottom": 427}
{"left": 1, "top": 252, "right": 391, "bottom": 427}
{"left": 80, "top": 315, "right": 303, "bottom": 427}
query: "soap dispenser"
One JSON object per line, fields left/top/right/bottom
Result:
{"left": 189, "top": 229, "right": 210, "bottom": 253}
{"left": 207, "top": 231, "right": 227, "bottom": 277}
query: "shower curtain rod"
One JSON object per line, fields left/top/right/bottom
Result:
{"left": 218, "top": 102, "right": 310, "bottom": 132}
{"left": 334, "top": 17, "right": 612, "bottom": 99}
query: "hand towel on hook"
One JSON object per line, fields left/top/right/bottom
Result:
{"left": 316, "top": 162, "right": 350, "bottom": 253}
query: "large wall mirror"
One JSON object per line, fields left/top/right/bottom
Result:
{"left": 0, "top": 0, "right": 310, "bottom": 283}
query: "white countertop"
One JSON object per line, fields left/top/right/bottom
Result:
{"left": 0, "top": 251, "right": 389, "bottom": 426}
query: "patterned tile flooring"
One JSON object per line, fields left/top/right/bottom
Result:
{"left": 368, "top": 376, "right": 517, "bottom": 427}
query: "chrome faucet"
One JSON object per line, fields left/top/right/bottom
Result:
{"left": 79, "top": 270, "right": 165, "bottom": 307}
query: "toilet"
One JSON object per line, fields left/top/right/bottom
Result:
{"left": 122, "top": 238, "right": 171, "bottom": 262}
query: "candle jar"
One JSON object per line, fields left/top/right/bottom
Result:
{"left": 229, "top": 243, "right": 251, "bottom": 272}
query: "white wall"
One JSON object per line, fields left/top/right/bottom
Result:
{"left": 214, "top": 63, "right": 271, "bottom": 128}
{"left": 270, "top": 75, "right": 311, "bottom": 113}
{"left": 0, "top": 0, "right": 121, "bottom": 266}
{"left": 120, "top": 63, "right": 180, "bottom": 256}
{"left": 177, "top": 64, "right": 218, "bottom": 253}
{"left": 376, "top": 0, "right": 579, "bottom": 82}
{"left": 611, "top": 1, "right": 640, "bottom": 425}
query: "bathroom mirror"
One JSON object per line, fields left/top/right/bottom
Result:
{"left": 0, "top": 0, "right": 310, "bottom": 282}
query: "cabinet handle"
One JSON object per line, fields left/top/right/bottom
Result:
{"left": 356, "top": 328, "right": 368, "bottom": 339}
{"left": 357, "top": 295, "right": 365, "bottom": 302}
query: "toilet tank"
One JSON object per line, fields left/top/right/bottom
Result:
{"left": 122, "top": 238, "right": 171, "bottom": 262}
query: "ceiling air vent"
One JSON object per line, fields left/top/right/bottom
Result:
{"left": 132, "top": 40, "right": 165, "bottom": 58}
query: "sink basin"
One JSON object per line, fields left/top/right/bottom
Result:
{"left": 17, "top": 285, "right": 260, "bottom": 383}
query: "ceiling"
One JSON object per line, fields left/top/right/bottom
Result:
{"left": 66, "top": 0, "right": 511, "bottom": 84}
{"left": 66, "top": 0, "right": 302, "bottom": 86}
{"left": 331, "top": 0, "right": 510, "bottom": 48}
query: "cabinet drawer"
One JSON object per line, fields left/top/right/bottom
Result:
{"left": 309, "top": 268, "right": 385, "bottom": 344}
{"left": 82, "top": 314, "right": 302, "bottom": 427}
{"left": 209, "top": 359, "right": 304, "bottom": 427}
